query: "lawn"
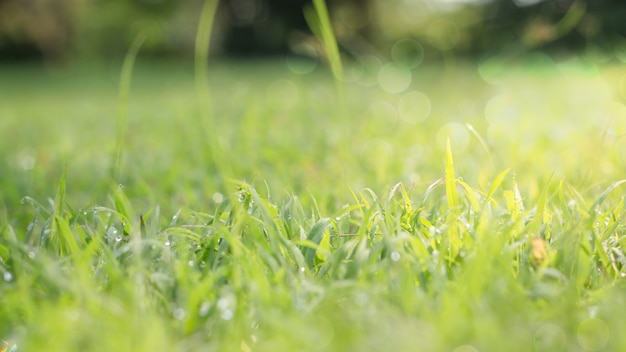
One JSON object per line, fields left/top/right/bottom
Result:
{"left": 1, "top": 56, "right": 626, "bottom": 351}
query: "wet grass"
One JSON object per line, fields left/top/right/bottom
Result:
{"left": 2, "top": 58, "right": 626, "bottom": 351}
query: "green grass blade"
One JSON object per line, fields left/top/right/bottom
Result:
{"left": 303, "top": 217, "right": 331, "bottom": 267}
{"left": 456, "top": 179, "right": 480, "bottom": 212}
{"left": 49, "top": 168, "right": 67, "bottom": 251}
{"left": 304, "top": 0, "right": 345, "bottom": 107}
{"left": 588, "top": 180, "right": 626, "bottom": 214}
{"left": 194, "top": 0, "right": 232, "bottom": 190}
{"left": 527, "top": 174, "right": 553, "bottom": 237}
{"left": 466, "top": 123, "right": 494, "bottom": 168}
{"left": 444, "top": 139, "right": 461, "bottom": 261}
{"left": 113, "top": 186, "right": 134, "bottom": 234}
{"left": 112, "top": 33, "right": 146, "bottom": 180}
{"left": 307, "top": 0, "right": 344, "bottom": 83}
{"left": 445, "top": 139, "right": 458, "bottom": 210}
{"left": 486, "top": 168, "right": 510, "bottom": 205}
{"left": 194, "top": 0, "right": 219, "bottom": 114}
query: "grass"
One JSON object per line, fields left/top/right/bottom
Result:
{"left": 1, "top": 54, "right": 626, "bottom": 351}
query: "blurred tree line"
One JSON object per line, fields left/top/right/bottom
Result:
{"left": 0, "top": 0, "right": 624, "bottom": 63}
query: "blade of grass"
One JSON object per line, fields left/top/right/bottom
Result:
{"left": 113, "top": 186, "right": 134, "bottom": 235}
{"left": 445, "top": 139, "right": 461, "bottom": 262}
{"left": 588, "top": 180, "right": 626, "bottom": 214}
{"left": 303, "top": 217, "right": 331, "bottom": 268}
{"left": 195, "top": 0, "right": 234, "bottom": 193}
{"left": 445, "top": 139, "right": 459, "bottom": 210}
{"left": 112, "top": 33, "right": 146, "bottom": 180}
{"left": 486, "top": 168, "right": 510, "bottom": 206}
{"left": 49, "top": 168, "right": 80, "bottom": 256}
{"left": 304, "top": 0, "right": 344, "bottom": 92}
{"left": 527, "top": 173, "right": 553, "bottom": 238}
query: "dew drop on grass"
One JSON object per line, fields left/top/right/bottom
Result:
{"left": 299, "top": 267, "right": 305, "bottom": 274}
{"left": 533, "top": 324, "right": 566, "bottom": 352}
{"left": 28, "top": 251, "right": 36, "bottom": 259}
{"left": 588, "top": 306, "right": 599, "bottom": 318}
{"left": 19, "top": 151, "right": 35, "bottom": 170}
{"left": 198, "top": 302, "right": 211, "bottom": 317}
{"left": 188, "top": 260, "right": 195, "bottom": 267}
{"left": 221, "top": 309, "right": 234, "bottom": 321}
{"left": 217, "top": 298, "right": 229, "bottom": 310}
{"left": 115, "top": 236, "right": 123, "bottom": 243}
{"left": 390, "top": 251, "right": 401, "bottom": 262}
{"left": 164, "top": 240, "right": 171, "bottom": 247}
{"left": 354, "top": 292, "right": 368, "bottom": 306}
{"left": 173, "top": 307, "right": 187, "bottom": 321}
{"left": 3, "top": 272, "right": 13, "bottom": 282}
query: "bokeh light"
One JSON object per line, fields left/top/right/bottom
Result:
{"left": 428, "top": 20, "right": 460, "bottom": 51}
{"left": 533, "top": 324, "right": 566, "bottom": 352}
{"left": 357, "top": 55, "right": 383, "bottom": 87}
{"left": 367, "top": 100, "right": 399, "bottom": 129}
{"left": 391, "top": 39, "right": 424, "bottom": 69}
{"left": 478, "top": 56, "right": 507, "bottom": 84}
{"left": 577, "top": 318, "right": 609, "bottom": 351}
{"left": 397, "top": 91, "right": 431, "bottom": 124}
{"left": 452, "top": 345, "right": 479, "bottom": 352}
{"left": 285, "top": 55, "right": 318, "bottom": 75}
{"left": 436, "top": 122, "right": 469, "bottom": 150}
{"left": 378, "top": 63, "right": 412, "bottom": 94}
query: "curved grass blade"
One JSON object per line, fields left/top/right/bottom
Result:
{"left": 303, "top": 217, "right": 331, "bottom": 267}
{"left": 112, "top": 33, "right": 146, "bottom": 180}
{"left": 588, "top": 180, "right": 626, "bottom": 215}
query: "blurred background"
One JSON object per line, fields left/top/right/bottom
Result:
{"left": 0, "top": 0, "right": 625, "bottom": 65}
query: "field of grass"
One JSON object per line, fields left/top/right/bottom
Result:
{"left": 1, "top": 56, "right": 626, "bottom": 351}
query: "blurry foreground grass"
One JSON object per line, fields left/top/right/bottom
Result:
{"left": 2, "top": 59, "right": 626, "bottom": 351}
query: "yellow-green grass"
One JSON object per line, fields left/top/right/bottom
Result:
{"left": 1, "top": 58, "right": 626, "bottom": 351}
